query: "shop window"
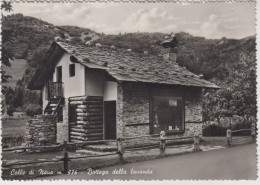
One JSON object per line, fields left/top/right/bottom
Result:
{"left": 152, "top": 96, "right": 184, "bottom": 134}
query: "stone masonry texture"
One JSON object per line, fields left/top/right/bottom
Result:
{"left": 117, "top": 82, "right": 150, "bottom": 138}
{"left": 26, "top": 114, "right": 57, "bottom": 146}
{"left": 185, "top": 89, "right": 203, "bottom": 123}
{"left": 184, "top": 89, "right": 203, "bottom": 136}
{"left": 117, "top": 83, "right": 203, "bottom": 146}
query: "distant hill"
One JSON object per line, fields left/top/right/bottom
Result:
{"left": 94, "top": 32, "right": 210, "bottom": 55}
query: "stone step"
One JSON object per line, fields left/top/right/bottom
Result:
{"left": 70, "top": 135, "right": 103, "bottom": 141}
{"left": 70, "top": 135, "right": 94, "bottom": 141}
{"left": 103, "top": 140, "right": 118, "bottom": 146}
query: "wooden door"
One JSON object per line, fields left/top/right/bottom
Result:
{"left": 104, "top": 101, "right": 116, "bottom": 139}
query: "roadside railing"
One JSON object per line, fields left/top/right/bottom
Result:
{"left": 3, "top": 127, "right": 255, "bottom": 172}
{"left": 6, "top": 126, "right": 255, "bottom": 176}
{"left": 1, "top": 132, "right": 215, "bottom": 174}
{"left": 113, "top": 131, "right": 199, "bottom": 164}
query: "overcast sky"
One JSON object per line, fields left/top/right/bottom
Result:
{"left": 8, "top": 2, "right": 256, "bottom": 39}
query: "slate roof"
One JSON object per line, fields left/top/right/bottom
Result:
{"left": 54, "top": 41, "right": 219, "bottom": 89}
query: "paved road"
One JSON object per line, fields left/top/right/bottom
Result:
{"left": 42, "top": 144, "right": 257, "bottom": 180}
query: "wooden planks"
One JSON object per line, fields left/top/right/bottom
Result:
{"left": 69, "top": 96, "right": 104, "bottom": 142}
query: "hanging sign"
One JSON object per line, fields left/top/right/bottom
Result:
{"left": 169, "top": 99, "right": 177, "bottom": 106}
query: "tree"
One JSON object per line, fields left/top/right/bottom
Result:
{"left": 16, "top": 79, "right": 23, "bottom": 87}
{"left": 202, "top": 50, "right": 256, "bottom": 124}
{"left": 1, "top": 1, "right": 14, "bottom": 94}
{"left": 7, "top": 105, "right": 15, "bottom": 116}
{"left": 1, "top": 1, "right": 13, "bottom": 12}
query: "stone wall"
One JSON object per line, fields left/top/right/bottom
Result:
{"left": 124, "top": 125, "right": 150, "bottom": 137}
{"left": 117, "top": 83, "right": 203, "bottom": 136}
{"left": 117, "top": 83, "right": 204, "bottom": 140}
{"left": 117, "top": 82, "right": 150, "bottom": 138}
{"left": 26, "top": 115, "right": 57, "bottom": 146}
{"left": 184, "top": 123, "right": 203, "bottom": 136}
{"left": 69, "top": 96, "right": 103, "bottom": 142}
{"left": 185, "top": 90, "right": 203, "bottom": 123}
{"left": 184, "top": 89, "right": 203, "bottom": 136}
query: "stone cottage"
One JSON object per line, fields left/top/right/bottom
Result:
{"left": 28, "top": 35, "right": 219, "bottom": 144}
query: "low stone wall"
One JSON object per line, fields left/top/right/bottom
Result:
{"left": 26, "top": 115, "right": 57, "bottom": 146}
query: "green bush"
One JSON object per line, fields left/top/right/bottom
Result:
{"left": 24, "top": 104, "right": 42, "bottom": 116}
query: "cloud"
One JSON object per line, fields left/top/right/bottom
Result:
{"left": 87, "top": 22, "right": 107, "bottom": 32}
{"left": 187, "top": 14, "right": 254, "bottom": 39}
{"left": 120, "top": 8, "right": 180, "bottom": 33}
{"left": 10, "top": 3, "right": 93, "bottom": 27}
{"left": 37, "top": 4, "right": 92, "bottom": 27}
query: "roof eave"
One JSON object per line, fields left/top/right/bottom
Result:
{"left": 27, "top": 42, "right": 65, "bottom": 90}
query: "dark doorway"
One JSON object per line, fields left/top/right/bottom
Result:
{"left": 104, "top": 101, "right": 116, "bottom": 139}
{"left": 56, "top": 66, "right": 62, "bottom": 82}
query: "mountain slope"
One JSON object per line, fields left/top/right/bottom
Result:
{"left": 2, "top": 59, "right": 28, "bottom": 88}
{"left": 2, "top": 14, "right": 100, "bottom": 62}
{"left": 2, "top": 13, "right": 256, "bottom": 122}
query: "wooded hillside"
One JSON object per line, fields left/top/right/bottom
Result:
{"left": 2, "top": 14, "right": 256, "bottom": 123}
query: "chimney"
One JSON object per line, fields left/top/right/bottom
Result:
{"left": 161, "top": 33, "right": 178, "bottom": 62}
